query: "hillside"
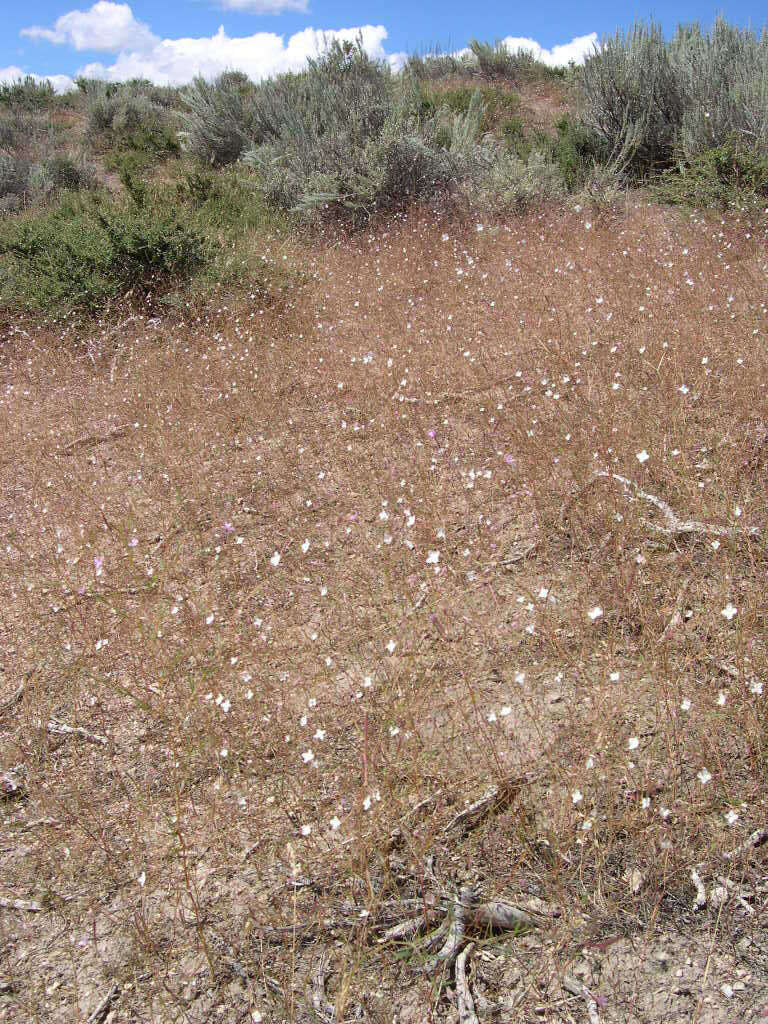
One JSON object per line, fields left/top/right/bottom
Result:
{"left": 2, "top": 25, "right": 768, "bottom": 1023}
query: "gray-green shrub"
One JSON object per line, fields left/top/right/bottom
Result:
{"left": 180, "top": 71, "right": 260, "bottom": 166}
{"left": 579, "top": 18, "right": 768, "bottom": 178}
{"left": 240, "top": 42, "right": 520, "bottom": 222}
{"left": 86, "top": 85, "right": 179, "bottom": 159}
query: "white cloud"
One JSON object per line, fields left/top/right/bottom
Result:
{"left": 22, "top": 2, "right": 157, "bottom": 54}
{"left": 78, "top": 24, "right": 391, "bottom": 85}
{"left": 218, "top": 0, "right": 309, "bottom": 13}
{"left": 0, "top": 65, "right": 76, "bottom": 93}
{"left": 499, "top": 33, "right": 598, "bottom": 66}
{"left": 17, "top": 4, "right": 597, "bottom": 86}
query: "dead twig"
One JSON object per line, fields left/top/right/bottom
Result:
{"left": 0, "top": 683, "right": 24, "bottom": 717}
{"left": 62, "top": 424, "right": 132, "bottom": 456}
{"left": 44, "top": 720, "right": 108, "bottom": 747}
{"left": 456, "top": 942, "right": 479, "bottom": 1024}
{"left": 723, "top": 828, "right": 768, "bottom": 861}
{"left": 598, "top": 472, "right": 762, "bottom": 542}
{"left": 421, "top": 887, "right": 476, "bottom": 974}
{"left": 0, "top": 896, "right": 43, "bottom": 912}
{"left": 86, "top": 984, "right": 120, "bottom": 1024}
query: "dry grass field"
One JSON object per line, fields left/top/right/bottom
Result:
{"left": 1, "top": 196, "right": 768, "bottom": 1022}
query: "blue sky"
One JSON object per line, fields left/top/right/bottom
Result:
{"left": 2, "top": 0, "right": 766, "bottom": 90}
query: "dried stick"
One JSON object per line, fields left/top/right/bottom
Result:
{"left": 421, "top": 887, "right": 476, "bottom": 974}
{"left": 0, "top": 896, "right": 43, "bottom": 912}
{"left": 62, "top": 424, "right": 132, "bottom": 455}
{"left": 598, "top": 472, "right": 761, "bottom": 542}
{"left": 45, "top": 720, "right": 108, "bottom": 746}
{"left": 456, "top": 943, "right": 479, "bottom": 1024}
{"left": 86, "top": 984, "right": 120, "bottom": 1024}
{"left": 723, "top": 828, "right": 768, "bottom": 861}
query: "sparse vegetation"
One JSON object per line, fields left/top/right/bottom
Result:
{"left": 1, "top": 21, "right": 767, "bottom": 1022}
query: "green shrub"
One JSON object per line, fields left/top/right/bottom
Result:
{"left": 0, "top": 190, "right": 208, "bottom": 311}
{"left": 0, "top": 76, "right": 55, "bottom": 110}
{"left": 469, "top": 41, "right": 566, "bottom": 84}
{"left": 545, "top": 116, "right": 611, "bottom": 189}
{"left": 653, "top": 144, "right": 768, "bottom": 209}
{"left": 180, "top": 71, "right": 260, "bottom": 166}
{"left": 0, "top": 152, "right": 91, "bottom": 211}
{"left": 467, "top": 147, "right": 565, "bottom": 212}
{"left": 403, "top": 51, "right": 474, "bottom": 80}
{"left": 86, "top": 86, "right": 179, "bottom": 161}
{"left": 420, "top": 84, "right": 521, "bottom": 138}
{"left": 669, "top": 20, "right": 768, "bottom": 160}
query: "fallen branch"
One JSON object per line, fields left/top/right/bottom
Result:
{"left": 86, "top": 984, "right": 120, "bottom": 1024}
{"left": 0, "top": 896, "right": 43, "bottom": 912}
{"left": 723, "top": 828, "right": 768, "bottom": 861}
{"left": 421, "top": 887, "right": 476, "bottom": 974}
{"left": 456, "top": 943, "right": 479, "bottom": 1024}
{"left": 444, "top": 773, "right": 534, "bottom": 834}
{"left": 310, "top": 951, "right": 335, "bottom": 1021}
{"left": 598, "top": 472, "right": 761, "bottom": 542}
{"left": 62, "top": 424, "right": 132, "bottom": 456}
{"left": 45, "top": 720, "right": 108, "bottom": 747}
{"left": 0, "top": 683, "right": 24, "bottom": 717}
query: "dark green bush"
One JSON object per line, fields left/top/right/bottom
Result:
{"left": 548, "top": 116, "right": 611, "bottom": 189}
{"left": 579, "top": 21, "right": 684, "bottom": 176}
{"left": 239, "top": 41, "right": 507, "bottom": 223}
{"left": 43, "top": 155, "right": 93, "bottom": 192}
{"left": 0, "top": 190, "right": 208, "bottom": 311}
{"left": 469, "top": 41, "right": 565, "bottom": 84}
{"left": 653, "top": 144, "right": 768, "bottom": 209}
